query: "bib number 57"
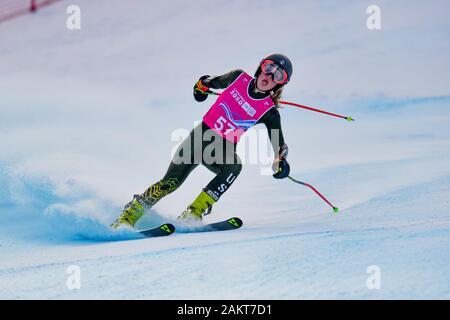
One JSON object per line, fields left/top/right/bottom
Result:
{"left": 215, "top": 116, "right": 236, "bottom": 134}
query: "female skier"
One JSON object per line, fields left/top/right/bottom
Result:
{"left": 112, "top": 53, "right": 293, "bottom": 228}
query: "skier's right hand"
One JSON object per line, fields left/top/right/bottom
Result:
{"left": 193, "top": 75, "right": 211, "bottom": 102}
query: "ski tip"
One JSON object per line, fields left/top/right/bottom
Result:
{"left": 227, "top": 217, "right": 243, "bottom": 228}
{"left": 161, "top": 223, "right": 176, "bottom": 233}
{"left": 139, "top": 223, "right": 176, "bottom": 238}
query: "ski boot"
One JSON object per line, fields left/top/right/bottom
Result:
{"left": 178, "top": 190, "right": 216, "bottom": 222}
{"left": 111, "top": 194, "right": 150, "bottom": 229}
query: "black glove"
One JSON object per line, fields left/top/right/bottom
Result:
{"left": 272, "top": 157, "right": 290, "bottom": 179}
{"left": 193, "top": 75, "right": 211, "bottom": 102}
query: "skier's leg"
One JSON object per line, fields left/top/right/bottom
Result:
{"left": 112, "top": 162, "right": 198, "bottom": 229}
{"left": 141, "top": 123, "right": 204, "bottom": 206}
{"left": 178, "top": 154, "right": 242, "bottom": 221}
{"left": 203, "top": 153, "right": 243, "bottom": 202}
{"left": 141, "top": 161, "right": 198, "bottom": 206}
{"left": 112, "top": 125, "right": 201, "bottom": 228}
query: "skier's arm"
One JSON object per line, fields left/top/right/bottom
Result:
{"left": 201, "top": 69, "right": 244, "bottom": 89}
{"left": 193, "top": 69, "right": 244, "bottom": 102}
{"left": 259, "top": 108, "right": 287, "bottom": 159}
{"left": 259, "top": 108, "right": 290, "bottom": 179}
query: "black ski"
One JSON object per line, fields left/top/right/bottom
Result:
{"left": 139, "top": 223, "right": 176, "bottom": 238}
{"left": 193, "top": 217, "right": 243, "bottom": 233}
{"left": 138, "top": 218, "right": 242, "bottom": 237}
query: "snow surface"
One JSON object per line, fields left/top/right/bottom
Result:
{"left": 1, "top": 0, "right": 450, "bottom": 299}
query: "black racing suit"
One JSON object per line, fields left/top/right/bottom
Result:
{"left": 141, "top": 69, "right": 287, "bottom": 205}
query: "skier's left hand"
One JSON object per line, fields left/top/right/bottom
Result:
{"left": 272, "top": 156, "right": 290, "bottom": 179}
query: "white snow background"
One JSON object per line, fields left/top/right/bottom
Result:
{"left": 0, "top": 0, "right": 450, "bottom": 299}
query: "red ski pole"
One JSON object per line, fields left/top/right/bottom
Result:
{"left": 287, "top": 176, "right": 339, "bottom": 213}
{"left": 279, "top": 100, "right": 354, "bottom": 122}
{"left": 205, "top": 91, "right": 354, "bottom": 122}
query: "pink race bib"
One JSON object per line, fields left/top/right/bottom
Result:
{"left": 203, "top": 72, "right": 274, "bottom": 143}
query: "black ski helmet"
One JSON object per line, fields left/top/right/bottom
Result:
{"left": 254, "top": 53, "right": 293, "bottom": 83}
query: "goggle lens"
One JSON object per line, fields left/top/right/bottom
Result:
{"left": 260, "top": 60, "right": 288, "bottom": 84}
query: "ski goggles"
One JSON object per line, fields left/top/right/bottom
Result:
{"left": 260, "top": 59, "right": 289, "bottom": 84}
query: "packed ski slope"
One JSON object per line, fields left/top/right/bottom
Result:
{"left": 1, "top": 0, "right": 450, "bottom": 299}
